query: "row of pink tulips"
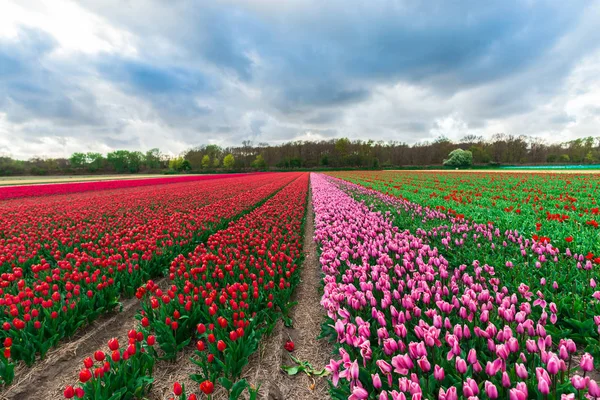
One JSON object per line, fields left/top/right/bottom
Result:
{"left": 311, "top": 173, "right": 597, "bottom": 400}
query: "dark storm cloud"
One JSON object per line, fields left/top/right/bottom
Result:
{"left": 0, "top": 28, "right": 103, "bottom": 126}
{"left": 1, "top": 0, "right": 599, "bottom": 158}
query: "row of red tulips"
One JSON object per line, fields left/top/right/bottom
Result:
{"left": 0, "top": 173, "right": 297, "bottom": 384}
{"left": 0, "top": 174, "right": 253, "bottom": 200}
{"left": 64, "top": 173, "right": 309, "bottom": 399}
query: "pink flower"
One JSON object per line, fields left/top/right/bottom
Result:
{"left": 372, "top": 373, "right": 382, "bottom": 390}
{"left": 325, "top": 359, "right": 342, "bottom": 387}
{"left": 581, "top": 353, "right": 594, "bottom": 372}
{"left": 433, "top": 365, "right": 445, "bottom": 381}
{"left": 417, "top": 356, "right": 431, "bottom": 372}
{"left": 509, "top": 388, "right": 527, "bottom": 400}
{"left": 547, "top": 354, "right": 560, "bottom": 375}
{"left": 455, "top": 357, "right": 467, "bottom": 374}
{"left": 538, "top": 378, "right": 550, "bottom": 395}
{"left": 501, "top": 371, "right": 511, "bottom": 388}
{"left": 484, "top": 381, "right": 498, "bottom": 399}
{"left": 515, "top": 363, "right": 528, "bottom": 379}
{"left": 349, "top": 387, "right": 368, "bottom": 400}
{"left": 589, "top": 380, "right": 600, "bottom": 397}
{"left": 571, "top": 375, "right": 588, "bottom": 390}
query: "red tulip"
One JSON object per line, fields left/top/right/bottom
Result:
{"left": 94, "top": 351, "right": 105, "bottom": 362}
{"left": 108, "top": 338, "right": 119, "bottom": 351}
{"left": 284, "top": 340, "right": 295, "bottom": 352}
{"left": 79, "top": 368, "right": 92, "bottom": 383}
{"left": 173, "top": 382, "right": 182, "bottom": 396}
{"left": 63, "top": 386, "right": 75, "bottom": 398}
{"left": 200, "top": 380, "right": 214, "bottom": 394}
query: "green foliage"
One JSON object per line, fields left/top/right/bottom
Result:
{"left": 223, "top": 154, "right": 235, "bottom": 169}
{"left": 69, "top": 153, "right": 88, "bottom": 169}
{"left": 251, "top": 155, "right": 266, "bottom": 170}
{"left": 169, "top": 157, "right": 191, "bottom": 172}
{"left": 201, "top": 155, "right": 211, "bottom": 169}
{"left": 443, "top": 149, "right": 473, "bottom": 168}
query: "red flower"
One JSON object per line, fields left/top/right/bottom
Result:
{"left": 63, "top": 386, "right": 75, "bottom": 399}
{"left": 79, "top": 368, "right": 92, "bottom": 383}
{"left": 284, "top": 340, "right": 295, "bottom": 352}
{"left": 200, "top": 380, "right": 214, "bottom": 395}
{"left": 565, "top": 236, "right": 573, "bottom": 243}
{"left": 197, "top": 323, "right": 206, "bottom": 334}
{"left": 147, "top": 335, "right": 156, "bottom": 346}
{"left": 94, "top": 351, "right": 105, "bottom": 362}
{"left": 83, "top": 357, "right": 94, "bottom": 369}
{"left": 217, "top": 340, "right": 226, "bottom": 352}
{"left": 173, "top": 382, "right": 183, "bottom": 396}
{"left": 108, "top": 338, "right": 119, "bottom": 351}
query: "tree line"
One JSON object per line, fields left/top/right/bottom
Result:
{"left": 1, "top": 134, "right": 599, "bottom": 176}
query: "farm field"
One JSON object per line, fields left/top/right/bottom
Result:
{"left": 0, "top": 175, "right": 193, "bottom": 186}
{"left": 0, "top": 170, "right": 598, "bottom": 400}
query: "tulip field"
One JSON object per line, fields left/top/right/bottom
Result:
{"left": 1, "top": 170, "right": 599, "bottom": 400}
{"left": 315, "top": 171, "right": 600, "bottom": 400}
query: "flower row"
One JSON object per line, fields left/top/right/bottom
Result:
{"left": 312, "top": 173, "right": 596, "bottom": 400}
{"left": 0, "top": 173, "right": 296, "bottom": 384}
{"left": 64, "top": 173, "right": 309, "bottom": 399}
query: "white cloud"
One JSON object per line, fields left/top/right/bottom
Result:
{"left": 1, "top": 0, "right": 136, "bottom": 56}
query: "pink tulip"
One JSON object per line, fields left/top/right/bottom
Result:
{"left": 538, "top": 378, "right": 550, "bottom": 395}
{"left": 350, "top": 387, "right": 368, "bottom": 400}
{"left": 456, "top": 357, "right": 467, "bottom": 374}
{"left": 509, "top": 388, "right": 526, "bottom": 400}
{"left": 581, "top": 353, "right": 594, "bottom": 372}
{"left": 547, "top": 354, "right": 560, "bottom": 375}
{"left": 589, "top": 380, "right": 600, "bottom": 397}
{"left": 501, "top": 371, "right": 511, "bottom": 388}
{"left": 515, "top": 363, "right": 528, "bottom": 379}
{"left": 433, "top": 365, "right": 445, "bottom": 381}
{"left": 571, "top": 375, "right": 588, "bottom": 390}
{"left": 417, "top": 356, "right": 431, "bottom": 372}
{"left": 372, "top": 373, "right": 382, "bottom": 389}
{"left": 484, "top": 381, "right": 498, "bottom": 399}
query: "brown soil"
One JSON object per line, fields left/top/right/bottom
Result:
{"left": 268, "top": 181, "right": 332, "bottom": 400}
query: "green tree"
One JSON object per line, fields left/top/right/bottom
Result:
{"left": 443, "top": 149, "right": 473, "bottom": 168}
{"left": 223, "top": 154, "right": 235, "bottom": 169}
{"left": 127, "top": 151, "right": 144, "bottom": 173}
{"left": 106, "top": 150, "right": 131, "bottom": 173}
{"left": 180, "top": 159, "right": 191, "bottom": 171}
{"left": 69, "top": 152, "right": 87, "bottom": 170}
{"left": 251, "top": 154, "right": 267, "bottom": 170}
{"left": 86, "top": 152, "right": 104, "bottom": 172}
{"left": 145, "top": 148, "right": 162, "bottom": 169}
{"left": 201, "top": 155, "right": 211, "bottom": 169}
{"left": 213, "top": 157, "right": 220, "bottom": 168}
{"left": 169, "top": 157, "right": 183, "bottom": 171}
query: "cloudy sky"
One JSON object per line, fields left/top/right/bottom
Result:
{"left": 1, "top": 0, "right": 599, "bottom": 159}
